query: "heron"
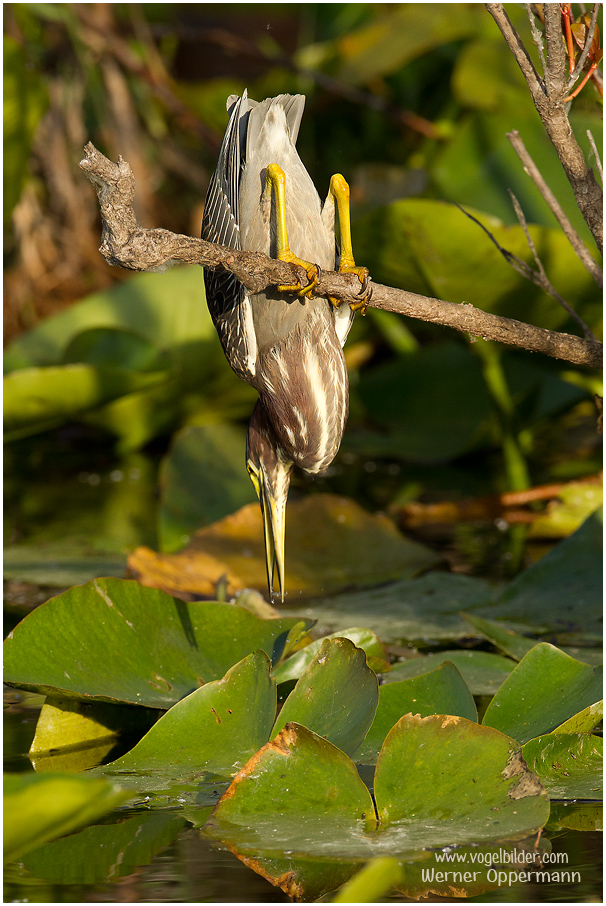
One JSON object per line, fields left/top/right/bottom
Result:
{"left": 202, "top": 92, "right": 369, "bottom": 602}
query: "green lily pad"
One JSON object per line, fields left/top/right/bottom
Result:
{"left": 522, "top": 733, "right": 603, "bottom": 800}
{"left": 386, "top": 649, "right": 516, "bottom": 695}
{"left": 462, "top": 613, "right": 602, "bottom": 667}
{"left": 374, "top": 714, "right": 549, "bottom": 844}
{"left": 356, "top": 662, "right": 477, "bottom": 763}
{"left": 273, "top": 628, "right": 389, "bottom": 684}
{"left": 548, "top": 802, "right": 603, "bottom": 832}
{"left": 20, "top": 812, "right": 184, "bottom": 884}
{"left": 3, "top": 545, "right": 127, "bottom": 588}
{"left": 4, "top": 773, "right": 130, "bottom": 862}
{"left": 98, "top": 651, "right": 276, "bottom": 779}
{"left": 207, "top": 717, "right": 548, "bottom": 862}
{"left": 294, "top": 573, "right": 495, "bottom": 644}
{"left": 273, "top": 638, "right": 379, "bottom": 758}
{"left": 461, "top": 613, "right": 536, "bottom": 660}
{"left": 553, "top": 701, "right": 603, "bottom": 735}
{"left": 528, "top": 479, "right": 603, "bottom": 539}
{"left": 478, "top": 510, "right": 603, "bottom": 633}
{"left": 205, "top": 722, "right": 377, "bottom": 852}
{"left": 29, "top": 697, "right": 157, "bottom": 755}
{"left": 4, "top": 577, "right": 312, "bottom": 708}
{"left": 482, "top": 643, "right": 603, "bottom": 744}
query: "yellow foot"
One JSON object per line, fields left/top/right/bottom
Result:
{"left": 278, "top": 253, "right": 320, "bottom": 298}
{"left": 265, "top": 163, "right": 320, "bottom": 298}
{"left": 327, "top": 173, "right": 372, "bottom": 313}
{"left": 329, "top": 264, "right": 372, "bottom": 313}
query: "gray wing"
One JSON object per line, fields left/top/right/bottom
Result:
{"left": 202, "top": 91, "right": 256, "bottom": 382}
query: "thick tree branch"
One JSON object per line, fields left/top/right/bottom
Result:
{"left": 486, "top": 3, "right": 603, "bottom": 252}
{"left": 79, "top": 142, "right": 602, "bottom": 370}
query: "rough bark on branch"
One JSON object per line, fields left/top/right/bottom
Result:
{"left": 79, "top": 142, "right": 602, "bottom": 370}
{"left": 485, "top": 3, "right": 603, "bottom": 252}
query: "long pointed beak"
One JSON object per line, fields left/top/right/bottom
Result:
{"left": 249, "top": 460, "right": 292, "bottom": 604}
{"left": 259, "top": 473, "right": 287, "bottom": 602}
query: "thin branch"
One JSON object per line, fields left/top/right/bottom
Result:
{"left": 507, "top": 130, "right": 603, "bottom": 287}
{"left": 587, "top": 129, "right": 603, "bottom": 182}
{"left": 455, "top": 200, "right": 597, "bottom": 342}
{"left": 79, "top": 142, "right": 602, "bottom": 371}
{"left": 525, "top": 3, "right": 547, "bottom": 77}
{"left": 507, "top": 190, "right": 598, "bottom": 341}
{"left": 568, "top": 3, "right": 600, "bottom": 86}
{"left": 485, "top": 4, "right": 545, "bottom": 95}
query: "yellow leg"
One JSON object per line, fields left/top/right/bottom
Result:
{"left": 329, "top": 173, "right": 371, "bottom": 313}
{"left": 265, "top": 163, "right": 319, "bottom": 298}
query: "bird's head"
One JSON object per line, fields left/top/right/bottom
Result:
{"left": 246, "top": 400, "right": 294, "bottom": 603}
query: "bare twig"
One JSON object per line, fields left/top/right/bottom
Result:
{"left": 567, "top": 3, "right": 600, "bottom": 85}
{"left": 587, "top": 129, "right": 603, "bottom": 183}
{"left": 485, "top": 4, "right": 544, "bottom": 94}
{"left": 79, "top": 142, "right": 602, "bottom": 370}
{"left": 486, "top": 3, "right": 603, "bottom": 252}
{"left": 507, "top": 190, "right": 598, "bottom": 340}
{"left": 455, "top": 200, "right": 597, "bottom": 341}
{"left": 507, "top": 130, "right": 603, "bottom": 287}
{"left": 525, "top": 3, "right": 547, "bottom": 76}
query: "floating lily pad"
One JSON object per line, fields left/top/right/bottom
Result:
{"left": 374, "top": 714, "right": 549, "bottom": 845}
{"left": 273, "top": 639, "right": 379, "bottom": 758}
{"left": 29, "top": 697, "right": 157, "bottom": 756}
{"left": 273, "top": 628, "right": 389, "bottom": 684}
{"left": 461, "top": 613, "right": 536, "bottom": 660}
{"left": 553, "top": 701, "right": 603, "bottom": 735}
{"left": 98, "top": 651, "right": 276, "bottom": 780}
{"left": 477, "top": 510, "right": 603, "bottom": 633}
{"left": 4, "top": 577, "right": 312, "bottom": 708}
{"left": 528, "top": 479, "right": 603, "bottom": 538}
{"left": 4, "top": 773, "right": 130, "bottom": 862}
{"left": 206, "top": 716, "right": 548, "bottom": 862}
{"left": 20, "top": 812, "right": 184, "bottom": 884}
{"left": 205, "top": 723, "right": 377, "bottom": 856}
{"left": 3, "top": 544, "right": 127, "bottom": 588}
{"left": 482, "top": 643, "right": 603, "bottom": 744}
{"left": 386, "top": 649, "right": 516, "bottom": 695}
{"left": 356, "top": 662, "right": 477, "bottom": 762}
{"left": 548, "top": 802, "right": 603, "bottom": 832}
{"left": 462, "top": 613, "right": 602, "bottom": 667}
{"left": 293, "top": 572, "right": 495, "bottom": 644}
{"left": 129, "top": 495, "right": 439, "bottom": 600}
{"left": 522, "top": 733, "right": 603, "bottom": 800}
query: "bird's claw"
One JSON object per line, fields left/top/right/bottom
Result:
{"left": 278, "top": 258, "right": 320, "bottom": 299}
{"left": 329, "top": 266, "right": 372, "bottom": 315}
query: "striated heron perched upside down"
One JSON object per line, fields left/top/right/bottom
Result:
{"left": 202, "top": 92, "right": 369, "bottom": 601}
